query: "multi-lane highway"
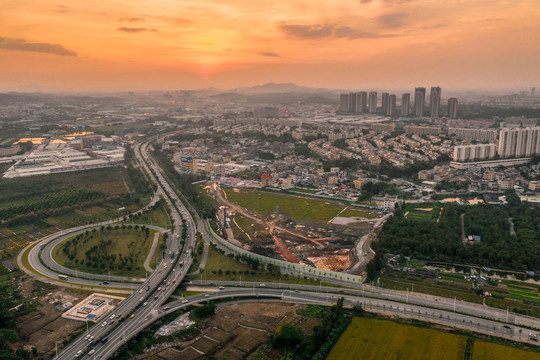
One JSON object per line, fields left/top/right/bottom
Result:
{"left": 54, "top": 140, "right": 197, "bottom": 359}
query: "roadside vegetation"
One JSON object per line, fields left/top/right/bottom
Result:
{"left": 152, "top": 149, "right": 216, "bottom": 218}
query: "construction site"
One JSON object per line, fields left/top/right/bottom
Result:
{"left": 208, "top": 184, "right": 383, "bottom": 272}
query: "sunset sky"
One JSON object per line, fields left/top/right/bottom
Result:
{"left": 1, "top": 0, "right": 539, "bottom": 92}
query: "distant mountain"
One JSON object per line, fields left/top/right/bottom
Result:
{"left": 231, "top": 82, "right": 335, "bottom": 94}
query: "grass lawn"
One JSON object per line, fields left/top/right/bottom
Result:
{"left": 52, "top": 228, "right": 157, "bottom": 278}
{"left": 149, "top": 233, "right": 166, "bottom": 270}
{"left": 472, "top": 340, "right": 540, "bottom": 360}
{"left": 188, "top": 245, "right": 333, "bottom": 286}
{"left": 225, "top": 189, "right": 345, "bottom": 223}
{"left": 327, "top": 317, "right": 467, "bottom": 360}
{"left": 120, "top": 204, "right": 172, "bottom": 230}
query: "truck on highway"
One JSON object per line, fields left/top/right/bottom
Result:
{"left": 169, "top": 251, "right": 174, "bottom": 258}
{"left": 100, "top": 337, "right": 108, "bottom": 344}
{"left": 58, "top": 274, "right": 68, "bottom": 280}
{"left": 179, "top": 260, "right": 184, "bottom": 267}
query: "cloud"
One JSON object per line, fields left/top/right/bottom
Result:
{"left": 377, "top": 12, "right": 408, "bottom": 28}
{"left": 334, "top": 26, "right": 398, "bottom": 39}
{"left": 278, "top": 23, "right": 334, "bottom": 39}
{"left": 279, "top": 22, "right": 397, "bottom": 40}
{"left": 119, "top": 17, "right": 145, "bottom": 22}
{"left": 0, "top": 37, "right": 76, "bottom": 56}
{"left": 259, "top": 51, "right": 281, "bottom": 57}
{"left": 117, "top": 27, "right": 157, "bottom": 33}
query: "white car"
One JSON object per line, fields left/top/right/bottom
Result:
{"left": 88, "top": 350, "right": 95, "bottom": 356}
{"left": 143, "top": 302, "right": 148, "bottom": 306}
{"left": 181, "top": 299, "right": 188, "bottom": 304}
{"left": 101, "top": 322, "right": 107, "bottom": 327}
{"left": 75, "top": 350, "right": 82, "bottom": 358}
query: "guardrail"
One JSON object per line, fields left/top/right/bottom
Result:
{"left": 200, "top": 219, "right": 366, "bottom": 284}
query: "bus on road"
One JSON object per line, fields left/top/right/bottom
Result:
{"left": 58, "top": 274, "right": 68, "bottom": 280}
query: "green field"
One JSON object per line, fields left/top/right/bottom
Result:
{"left": 472, "top": 340, "right": 540, "bottom": 360}
{"left": 225, "top": 189, "right": 345, "bottom": 223}
{"left": 120, "top": 202, "right": 172, "bottom": 230}
{"left": 94, "top": 121, "right": 152, "bottom": 135}
{"left": 339, "top": 208, "right": 380, "bottom": 219}
{"left": 327, "top": 317, "right": 467, "bottom": 360}
{"left": 52, "top": 227, "right": 158, "bottom": 278}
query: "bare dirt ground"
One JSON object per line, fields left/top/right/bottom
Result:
{"left": 141, "top": 302, "right": 319, "bottom": 360}
{"left": 14, "top": 274, "right": 85, "bottom": 359}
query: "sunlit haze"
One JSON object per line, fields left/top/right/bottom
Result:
{"left": 1, "top": 0, "right": 539, "bottom": 91}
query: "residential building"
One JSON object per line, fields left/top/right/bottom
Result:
{"left": 357, "top": 91, "right": 368, "bottom": 113}
{"left": 369, "top": 92, "right": 377, "bottom": 113}
{"left": 340, "top": 94, "right": 349, "bottom": 112}
{"left": 498, "top": 178, "right": 515, "bottom": 190}
{"left": 418, "top": 170, "right": 433, "bottom": 180}
{"left": 405, "top": 125, "right": 441, "bottom": 136}
{"left": 448, "top": 128, "right": 498, "bottom": 142}
{"left": 448, "top": 98, "right": 458, "bottom": 119}
{"left": 430, "top": 86, "right": 441, "bottom": 118}
{"left": 381, "top": 93, "right": 389, "bottom": 114}
{"left": 497, "top": 127, "right": 540, "bottom": 158}
{"left": 370, "top": 123, "right": 396, "bottom": 133}
{"left": 354, "top": 178, "right": 369, "bottom": 189}
{"left": 401, "top": 93, "right": 410, "bottom": 116}
{"left": 414, "top": 87, "right": 426, "bottom": 117}
{"left": 453, "top": 144, "right": 497, "bottom": 162}
{"left": 387, "top": 95, "right": 396, "bottom": 116}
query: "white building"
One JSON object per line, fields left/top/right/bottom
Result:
{"left": 453, "top": 144, "right": 497, "bottom": 162}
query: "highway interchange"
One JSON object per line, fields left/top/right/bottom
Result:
{"left": 16, "top": 137, "right": 540, "bottom": 359}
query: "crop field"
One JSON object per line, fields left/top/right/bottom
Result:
{"left": 472, "top": 340, "right": 540, "bottom": 360}
{"left": 507, "top": 285, "right": 540, "bottom": 303}
{"left": 225, "top": 189, "right": 345, "bottom": 223}
{"left": 328, "top": 317, "right": 466, "bottom": 360}
{"left": 52, "top": 227, "right": 157, "bottom": 278}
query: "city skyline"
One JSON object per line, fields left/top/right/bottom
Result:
{"left": 1, "top": 0, "right": 540, "bottom": 92}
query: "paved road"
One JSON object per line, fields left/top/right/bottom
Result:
{"left": 55, "top": 139, "right": 196, "bottom": 360}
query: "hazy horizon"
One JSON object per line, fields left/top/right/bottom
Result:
{"left": 1, "top": 0, "right": 539, "bottom": 92}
